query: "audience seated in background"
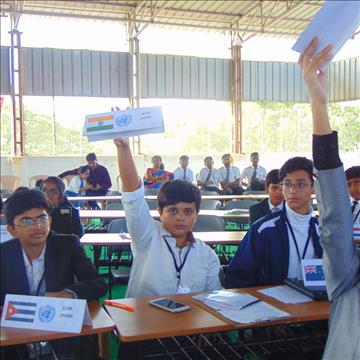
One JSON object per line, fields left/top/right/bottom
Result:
{"left": 300, "top": 36, "right": 359, "bottom": 360}
{"left": 173, "top": 155, "right": 194, "bottom": 183}
{"left": 65, "top": 165, "right": 91, "bottom": 207}
{"left": 197, "top": 156, "right": 223, "bottom": 195}
{"left": 114, "top": 138, "right": 221, "bottom": 298}
{"left": 41, "top": 177, "right": 84, "bottom": 238}
{"left": 144, "top": 155, "right": 171, "bottom": 190}
{"left": 241, "top": 152, "right": 267, "bottom": 189}
{"left": 249, "top": 169, "right": 284, "bottom": 225}
{"left": 219, "top": 153, "right": 244, "bottom": 195}
{"left": 1, "top": 189, "right": 107, "bottom": 359}
{"left": 58, "top": 152, "right": 112, "bottom": 209}
{"left": 345, "top": 166, "right": 360, "bottom": 224}
{"left": 226, "top": 157, "right": 322, "bottom": 288}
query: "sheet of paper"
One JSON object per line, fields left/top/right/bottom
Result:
{"left": 292, "top": 0, "right": 360, "bottom": 69}
{"left": 258, "top": 286, "right": 312, "bottom": 304}
{"left": 218, "top": 301, "right": 290, "bottom": 324}
{"left": 194, "top": 291, "right": 258, "bottom": 309}
{"left": 83, "top": 106, "right": 165, "bottom": 142}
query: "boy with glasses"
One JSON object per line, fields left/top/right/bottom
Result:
{"left": 1, "top": 189, "right": 107, "bottom": 359}
{"left": 226, "top": 157, "right": 322, "bottom": 288}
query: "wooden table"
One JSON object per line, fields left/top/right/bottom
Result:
{"left": 80, "top": 231, "right": 246, "bottom": 247}
{"left": 0, "top": 301, "right": 115, "bottom": 347}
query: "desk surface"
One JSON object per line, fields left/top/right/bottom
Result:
{"left": 80, "top": 209, "right": 249, "bottom": 220}
{"left": 0, "top": 301, "right": 115, "bottom": 347}
{"left": 105, "top": 288, "right": 329, "bottom": 343}
{"left": 80, "top": 231, "right": 246, "bottom": 246}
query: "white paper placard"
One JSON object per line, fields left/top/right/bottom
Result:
{"left": 1, "top": 294, "right": 92, "bottom": 333}
{"left": 301, "top": 259, "right": 326, "bottom": 287}
{"left": 83, "top": 106, "right": 164, "bottom": 142}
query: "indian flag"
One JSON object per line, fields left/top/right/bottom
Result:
{"left": 86, "top": 114, "right": 114, "bottom": 132}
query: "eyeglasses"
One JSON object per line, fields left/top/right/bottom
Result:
{"left": 15, "top": 214, "right": 50, "bottom": 230}
{"left": 41, "top": 188, "right": 60, "bottom": 196}
{"left": 280, "top": 181, "right": 312, "bottom": 192}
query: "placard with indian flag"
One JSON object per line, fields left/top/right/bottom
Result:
{"left": 83, "top": 106, "right": 164, "bottom": 142}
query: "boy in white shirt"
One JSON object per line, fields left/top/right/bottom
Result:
{"left": 196, "top": 156, "right": 222, "bottom": 194}
{"left": 113, "top": 138, "right": 221, "bottom": 298}
{"left": 219, "top": 153, "right": 243, "bottom": 195}
{"left": 173, "top": 155, "right": 194, "bottom": 183}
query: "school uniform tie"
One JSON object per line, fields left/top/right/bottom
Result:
{"left": 183, "top": 168, "right": 187, "bottom": 180}
{"left": 205, "top": 169, "right": 212, "bottom": 182}
{"left": 351, "top": 200, "right": 358, "bottom": 213}
{"left": 271, "top": 207, "right": 281, "bottom": 213}
{"left": 251, "top": 168, "right": 257, "bottom": 181}
{"left": 225, "top": 167, "right": 230, "bottom": 184}
{"left": 80, "top": 179, "right": 84, "bottom": 189}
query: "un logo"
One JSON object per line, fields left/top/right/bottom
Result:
{"left": 116, "top": 114, "right": 132, "bottom": 127}
{"left": 38, "top": 305, "right": 56, "bottom": 323}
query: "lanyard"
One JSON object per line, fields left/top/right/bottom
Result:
{"left": 354, "top": 208, "right": 360, "bottom": 224}
{"left": 35, "top": 272, "right": 45, "bottom": 296}
{"left": 285, "top": 219, "right": 312, "bottom": 261}
{"left": 163, "top": 236, "right": 192, "bottom": 281}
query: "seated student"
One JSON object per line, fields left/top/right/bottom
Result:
{"left": 196, "top": 156, "right": 223, "bottom": 195}
{"left": 144, "top": 155, "right": 171, "bottom": 190}
{"left": 173, "top": 155, "right": 194, "bottom": 183}
{"left": 219, "top": 153, "right": 244, "bottom": 195}
{"left": 114, "top": 138, "right": 221, "bottom": 298}
{"left": 41, "top": 176, "right": 84, "bottom": 238}
{"left": 225, "top": 157, "right": 322, "bottom": 288}
{"left": 65, "top": 165, "right": 91, "bottom": 207}
{"left": 241, "top": 152, "right": 267, "bottom": 189}
{"left": 300, "top": 37, "right": 359, "bottom": 359}
{"left": 345, "top": 166, "right": 360, "bottom": 225}
{"left": 249, "top": 169, "right": 284, "bottom": 225}
{"left": 1, "top": 189, "right": 107, "bottom": 359}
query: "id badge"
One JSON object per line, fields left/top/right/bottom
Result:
{"left": 176, "top": 285, "right": 190, "bottom": 294}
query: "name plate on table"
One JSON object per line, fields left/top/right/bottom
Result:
{"left": 301, "top": 259, "right": 326, "bottom": 287}
{"left": 1, "top": 294, "right": 92, "bottom": 333}
{"left": 83, "top": 106, "right": 164, "bottom": 142}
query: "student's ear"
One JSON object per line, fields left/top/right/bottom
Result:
{"left": 7, "top": 224, "right": 17, "bottom": 238}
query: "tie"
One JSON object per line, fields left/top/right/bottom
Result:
{"left": 205, "top": 169, "right": 212, "bottom": 182}
{"left": 183, "top": 168, "right": 187, "bottom": 180}
{"left": 80, "top": 179, "right": 84, "bottom": 189}
{"left": 251, "top": 168, "right": 257, "bottom": 181}
{"left": 271, "top": 207, "right": 280, "bottom": 213}
{"left": 351, "top": 200, "right": 358, "bottom": 213}
{"left": 225, "top": 167, "right": 230, "bottom": 184}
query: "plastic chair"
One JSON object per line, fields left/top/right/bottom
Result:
{"left": 200, "top": 199, "right": 221, "bottom": 210}
{"left": 144, "top": 188, "right": 158, "bottom": 196}
{"left": 146, "top": 199, "right": 159, "bottom": 210}
{"left": 192, "top": 215, "right": 225, "bottom": 232}
{"left": 0, "top": 175, "right": 21, "bottom": 191}
{"left": 106, "top": 190, "right": 122, "bottom": 205}
{"left": 242, "top": 190, "right": 266, "bottom": 195}
{"left": 224, "top": 199, "right": 258, "bottom": 210}
{"left": 29, "top": 175, "right": 48, "bottom": 188}
{"left": 200, "top": 190, "right": 219, "bottom": 196}
{"left": 105, "top": 202, "right": 123, "bottom": 210}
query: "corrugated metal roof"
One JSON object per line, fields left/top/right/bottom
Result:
{"left": 1, "top": 46, "right": 359, "bottom": 102}
{"left": 1, "top": 0, "right": 328, "bottom": 40}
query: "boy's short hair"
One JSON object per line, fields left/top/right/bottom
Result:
{"left": 157, "top": 180, "right": 201, "bottom": 213}
{"left": 4, "top": 189, "right": 52, "bottom": 226}
{"left": 179, "top": 155, "right": 189, "bottom": 161}
{"left": 222, "top": 153, "right": 231, "bottom": 160}
{"left": 41, "top": 176, "right": 66, "bottom": 196}
{"left": 79, "top": 165, "right": 89, "bottom": 174}
{"left": 279, "top": 157, "right": 314, "bottom": 183}
{"left": 265, "top": 169, "right": 281, "bottom": 188}
{"left": 345, "top": 166, "right": 360, "bottom": 181}
{"left": 86, "top": 152, "right": 97, "bottom": 161}
{"left": 204, "top": 156, "right": 213, "bottom": 162}
{"left": 250, "top": 152, "right": 259, "bottom": 158}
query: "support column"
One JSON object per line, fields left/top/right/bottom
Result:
{"left": 231, "top": 44, "right": 243, "bottom": 155}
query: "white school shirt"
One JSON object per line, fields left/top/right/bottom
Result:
{"left": 173, "top": 167, "right": 194, "bottom": 183}
{"left": 285, "top": 203, "right": 316, "bottom": 279}
{"left": 22, "top": 245, "right": 47, "bottom": 296}
{"left": 218, "top": 166, "right": 241, "bottom": 184}
{"left": 67, "top": 176, "right": 87, "bottom": 195}
{"left": 241, "top": 165, "right": 267, "bottom": 184}
{"left": 122, "top": 183, "right": 221, "bottom": 298}
{"left": 268, "top": 199, "right": 284, "bottom": 212}
{"left": 197, "top": 167, "right": 221, "bottom": 188}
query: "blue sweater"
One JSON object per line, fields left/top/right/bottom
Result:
{"left": 225, "top": 207, "right": 323, "bottom": 288}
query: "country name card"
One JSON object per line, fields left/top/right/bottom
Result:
{"left": 301, "top": 259, "right": 326, "bottom": 287}
{"left": 83, "top": 106, "right": 164, "bottom": 142}
{"left": 1, "top": 294, "right": 92, "bottom": 333}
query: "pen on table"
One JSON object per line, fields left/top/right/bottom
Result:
{"left": 240, "top": 299, "right": 261, "bottom": 310}
{"left": 103, "top": 300, "right": 135, "bottom": 312}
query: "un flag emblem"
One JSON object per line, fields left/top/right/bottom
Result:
{"left": 116, "top": 114, "right": 132, "bottom": 127}
{"left": 38, "top": 305, "right": 56, "bottom": 323}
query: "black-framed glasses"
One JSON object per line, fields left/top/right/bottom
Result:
{"left": 15, "top": 214, "right": 50, "bottom": 230}
{"left": 41, "top": 188, "right": 60, "bottom": 196}
{"left": 280, "top": 181, "right": 312, "bottom": 192}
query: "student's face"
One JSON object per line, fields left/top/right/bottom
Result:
{"left": 80, "top": 171, "right": 90, "bottom": 180}
{"left": 222, "top": 156, "right": 231, "bottom": 167}
{"left": 152, "top": 157, "right": 162, "bottom": 168}
{"left": 87, "top": 160, "right": 97, "bottom": 170}
{"left": 180, "top": 159, "right": 189, "bottom": 169}
{"left": 266, "top": 183, "right": 284, "bottom": 207}
{"left": 347, "top": 177, "right": 360, "bottom": 201}
{"left": 204, "top": 158, "right": 213, "bottom": 169}
{"left": 281, "top": 170, "right": 313, "bottom": 215}
{"left": 41, "top": 181, "right": 62, "bottom": 208}
{"left": 251, "top": 155, "right": 259, "bottom": 167}
{"left": 159, "top": 202, "right": 198, "bottom": 239}
{"left": 7, "top": 208, "right": 51, "bottom": 248}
